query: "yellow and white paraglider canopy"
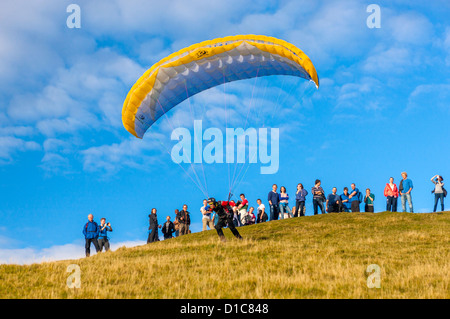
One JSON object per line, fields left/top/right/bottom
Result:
{"left": 122, "top": 35, "right": 319, "bottom": 138}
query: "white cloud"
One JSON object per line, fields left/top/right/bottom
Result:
{"left": 0, "top": 126, "right": 35, "bottom": 137}
{"left": 82, "top": 0, "right": 267, "bottom": 39}
{"left": 81, "top": 136, "right": 164, "bottom": 173}
{"left": 444, "top": 27, "right": 450, "bottom": 66}
{"left": 0, "top": 136, "right": 41, "bottom": 164}
{"left": 362, "top": 47, "right": 412, "bottom": 74}
{"left": 286, "top": 0, "right": 370, "bottom": 69}
{"left": 406, "top": 84, "right": 450, "bottom": 112}
{"left": 387, "top": 12, "right": 434, "bottom": 45}
{"left": 0, "top": 240, "right": 146, "bottom": 265}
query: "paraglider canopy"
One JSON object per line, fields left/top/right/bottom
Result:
{"left": 122, "top": 35, "right": 319, "bottom": 138}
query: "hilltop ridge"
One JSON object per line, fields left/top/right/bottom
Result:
{"left": 0, "top": 212, "right": 449, "bottom": 299}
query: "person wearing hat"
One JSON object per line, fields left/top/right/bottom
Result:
{"left": 431, "top": 175, "right": 445, "bottom": 212}
{"left": 208, "top": 198, "right": 243, "bottom": 242}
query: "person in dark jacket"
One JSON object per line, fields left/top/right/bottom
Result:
{"left": 268, "top": 184, "right": 280, "bottom": 221}
{"left": 208, "top": 197, "right": 242, "bottom": 242}
{"left": 82, "top": 214, "right": 100, "bottom": 257}
{"left": 147, "top": 208, "right": 161, "bottom": 244}
{"left": 161, "top": 216, "right": 175, "bottom": 240}
{"left": 295, "top": 183, "right": 308, "bottom": 217}
{"left": 177, "top": 204, "right": 191, "bottom": 236}
{"left": 311, "top": 179, "right": 326, "bottom": 215}
{"left": 326, "top": 187, "right": 341, "bottom": 213}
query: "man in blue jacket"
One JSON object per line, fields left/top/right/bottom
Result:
{"left": 400, "top": 172, "right": 414, "bottom": 213}
{"left": 348, "top": 183, "right": 361, "bottom": 212}
{"left": 340, "top": 187, "right": 352, "bottom": 212}
{"left": 98, "top": 218, "right": 113, "bottom": 252}
{"left": 82, "top": 214, "right": 100, "bottom": 257}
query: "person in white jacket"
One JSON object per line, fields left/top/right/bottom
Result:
{"left": 431, "top": 175, "right": 445, "bottom": 212}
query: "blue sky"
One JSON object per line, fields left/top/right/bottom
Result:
{"left": 1, "top": 0, "right": 450, "bottom": 264}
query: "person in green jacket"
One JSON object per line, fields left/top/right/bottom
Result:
{"left": 364, "top": 188, "right": 375, "bottom": 213}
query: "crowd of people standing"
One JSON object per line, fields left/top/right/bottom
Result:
{"left": 82, "top": 172, "right": 446, "bottom": 254}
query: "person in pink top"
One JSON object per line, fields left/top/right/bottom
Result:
{"left": 384, "top": 177, "right": 399, "bottom": 212}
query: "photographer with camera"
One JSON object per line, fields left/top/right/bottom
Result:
{"left": 98, "top": 218, "right": 113, "bottom": 252}
{"left": 208, "top": 197, "right": 243, "bottom": 242}
{"left": 431, "top": 174, "right": 445, "bottom": 212}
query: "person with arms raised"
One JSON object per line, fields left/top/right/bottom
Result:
{"left": 431, "top": 175, "right": 445, "bottom": 212}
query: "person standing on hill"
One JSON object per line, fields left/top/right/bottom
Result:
{"left": 384, "top": 177, "right": 398, "bottom": 212}
{"left": 208, "top": 198, "right": 242, "bottom": 242}
{"left": 247, "top": 207, "right": 256, "bottom": 225}
{"left": 279, "top": 186, "right": 293, "bottom": 219}
{"left": 200, "top": 199, "right": 214, "bottom": 231}
{"left": 98, "top": 218, "right": 113, "bottom": 252}
{"left": 431, "top": 175, "right": 445, "bottom": 212}
{"left": 147, "top": 208, "right": 161, "bottom": 243}
{"left": 364, "top": 188, "right": 375, "bottom": 213}
{"left": 312, "top": 179, "right": 325, "bottom": 215}
{"left": 177, "top": 204, "right": 191, "bottom": 236}
{"left": 268, "top": 184, "right": 280, "bottom": 221}
{"left": 326, "top": 187, "right": 341, "bottom": 213}
{"left": 340, "top": 187, "right": 351, "bottom": 212}
{"left": 400, "top": 172, "right": 414, "bottom": 213}
{"left": 173, "top": 209, "right": 180, "bottom": 237}
{"left": 162, "top": 216, "right": 175, "bottom": 240}
{"left": 83, "top": 214, "right": 100, "bottom": 257}
{"left": 256, "top": 199, "right": 268, "bottom": 223}
{"left": 295, "top": 183, "right": 308, "bottom": 217}
{"left": 348, "top": 183, "right": 361, "bottom": 212}
{"left": 237, "top": 194, "right": 249, "bottom": 225}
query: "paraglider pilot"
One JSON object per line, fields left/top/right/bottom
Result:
{"left": 208, "top": 197, "right": 243, "bottom": 242}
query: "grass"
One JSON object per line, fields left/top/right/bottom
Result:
{"left": 0, "top": 211, "right": 449, "bottom": 299}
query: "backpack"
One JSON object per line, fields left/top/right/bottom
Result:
{"left": 357, "top": 191, "right": 363, "bottom": 202}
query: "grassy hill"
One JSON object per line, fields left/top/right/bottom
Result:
{"left": 0, "top": 212, "right": 449, "bottom": 299}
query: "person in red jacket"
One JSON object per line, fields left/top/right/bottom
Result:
{"left": 384, "top": 177, "right": 399, "bottom": 212}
